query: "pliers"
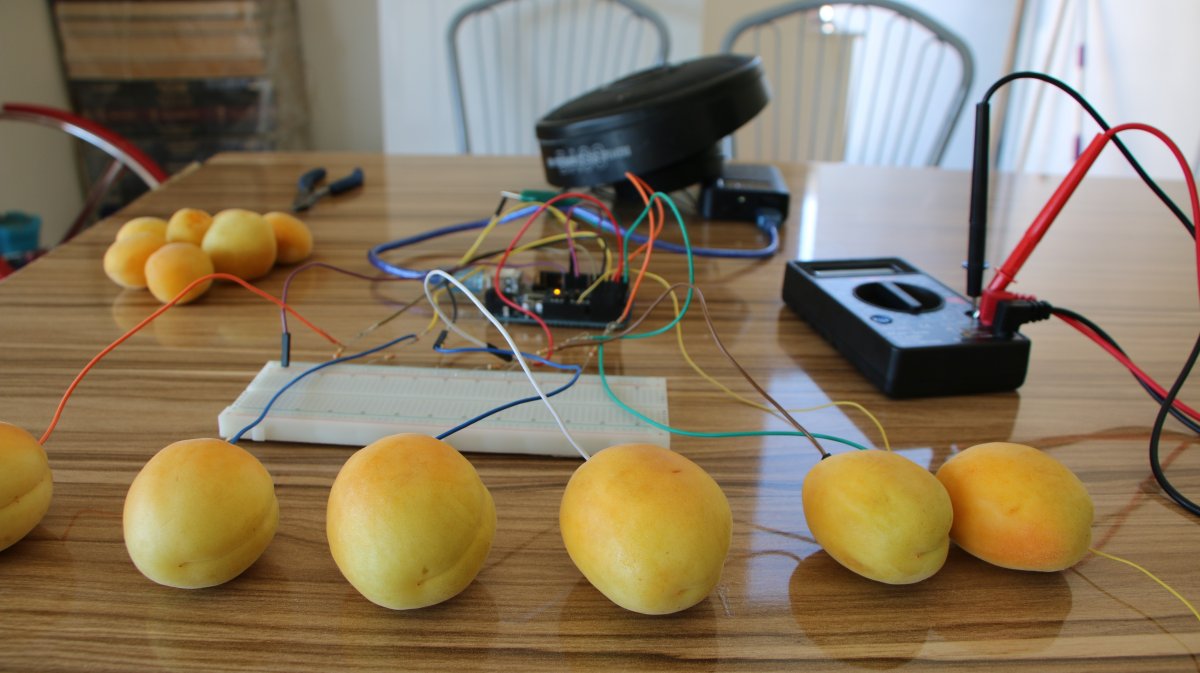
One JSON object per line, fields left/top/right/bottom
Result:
{"left": 292, "top": 167, "right": 364, "bottom": 211}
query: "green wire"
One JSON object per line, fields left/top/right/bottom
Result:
{"left": 599, "top": 191, "right": 694, "bottom": 341}
{"left": 586, "top": 190, "right": 869, "bottom": 452}
{"left": 596, "top": 344, "right": 870, "bottom": 452}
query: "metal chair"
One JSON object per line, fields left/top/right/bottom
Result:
{"left": 720, "top": 0, "right": 973, "bottom": 166}
{"left": 447, "top": 0, "right": 670, "bottom": 155}
{"left": 1, "top": 102, "right": 168, "bottom": 244}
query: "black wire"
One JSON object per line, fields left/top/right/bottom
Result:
{"left": 1050, "top": 305, "right": 1200, "bottom": 515}
{"left": 983, "top": 71, "right": 1194, "bottom": 237}
{"left": 1050, "top": 306, "right": 1200, "bottom": 435}
{"left": 1149, "top": 330, "right": 1200, "bottom": 517}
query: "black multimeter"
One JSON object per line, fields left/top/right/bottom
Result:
{"left": 782, "top": 257, "right": 1030, "bottom": 398}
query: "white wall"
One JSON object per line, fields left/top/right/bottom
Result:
{"left": 295, "top": 0, "right": 383, "bottom": 151}
{"left": 0, "top": 0, "right": 83, "bottom": 248}
{"left": 1003, "top": 0, "right": 1200, "bottom": 178}
{"left": 378, "top": 0, "right": 704, "bottom": 155}
{"left": 378, "top": 0, "right": 1018, "bottom": 169}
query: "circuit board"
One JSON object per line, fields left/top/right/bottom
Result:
{"left": 482, "top": 270, "right": 629, "bottom": 328}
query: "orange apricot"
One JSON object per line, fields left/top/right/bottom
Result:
{"left": 0, "top": 422, "right": 53, "bottom": 552}
{"left": 103, "top": 232, "right": 165, "bottom": 289}
{"left": 560, "top": 444, "right": 732, "bottom": 614}
{"left": 165, "top": 208, "right": 213, "bottom": 246}
{"left": 263, "top": 211, "right": 313, "bottom": 265}
{"left": 201, "top": 209, "right": 277, "bottom": 280}
{"left": 803, "top": 449, "right": 953, "bottom": 584}
{"left": 935, "top": 442, "right": 1093, "bottom": 572}
{"left": 144, "top": 242, "right": 215, "bottom": 304}
{"left": 115, "top": 216, "right": 168, "bottom": 242}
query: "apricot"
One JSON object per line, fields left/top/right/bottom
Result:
{"left": 264, "top": 211, "right": 313, "bottom": 264}
{"left": 327, "top": 434, "right": 495, "bottom": 609}
{"left": 0, "top": 422, "right": 53, "bottom": 552}
{"left": 559, "top": 443, "right": 732, "bottom": 615}
{"left": 103, "top": 232, "right": 165, "bottom": 289}
{"left": 123, "top": 438, "right": 278, "bottom": 588}
{"left": 144, "top": 242, "right": 214, "bottom": 304}
{"left": 115, "top": 216, "right": 167, "bottom": 242}
{"left": 803, "top": 450, "right": 953, "bottom": 584}
{"left": 201, "top": 208, "right": 277, "bottom": 280}
{"left": 936, "top": 442, "right": 1092, "bottom": 572}
{"left": 165, "top": 208, "right": 213, "bottom": 246}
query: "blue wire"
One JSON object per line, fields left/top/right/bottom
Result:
{"left": 572, "top": 206, "right": 781, "bottom": 259}
{"left": 228, "top": 334, "right": 418, "bottom": 445}
{"left": 365, "top": 202, "right": 778, "bottom": 279}
{"left": 431, "top": 345, "right": 582, "bottom": 440}
{"left": 367, "top": 210, "right": 537, "bottom": 278}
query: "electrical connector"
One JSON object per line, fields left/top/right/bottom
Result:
{"left": 755, "top": 207, "right": 783, "bottom": 232}
{"left": 990, "top": 298, "right": 1053, "bottom": 338}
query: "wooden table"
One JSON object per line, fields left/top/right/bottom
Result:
{"left": 2, "top": 153, "right": 1198, "bottom": 671}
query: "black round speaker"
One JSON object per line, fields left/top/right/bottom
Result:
{"left": 535, "top": 54, "right": 769, "bottom": 192}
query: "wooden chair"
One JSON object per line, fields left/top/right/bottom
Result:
{"left": 721, "top": 0, "right": 974, "bottom": 166}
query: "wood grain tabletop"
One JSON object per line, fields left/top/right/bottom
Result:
{"left": 1, "top": 153, "right": 1198, "bottom": 671}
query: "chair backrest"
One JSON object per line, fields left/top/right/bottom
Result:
{"left": 447, "top": 0, "right": 670, "bottom": 155}
{"left": 720, "top": 0, "right": 973, "bottom": 166}
{"left": 0, "top": 102, "right": 168, "bottom": 244}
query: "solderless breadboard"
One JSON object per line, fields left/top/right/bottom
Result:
{"left": 217, "top": 361, "right": 669, "bottom": 458}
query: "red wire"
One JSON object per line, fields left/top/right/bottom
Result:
{"left": 492, "top": 192, "right": 620, "bottom": 360}
{"left": 1038, "top": 122, "right": 1200, "bottom": 423}
{"left": 39, "top": 273, "right": 341, "bottom": 445}
{"left": 1103, "top": 123, "right": 1200, "bottom": 298}
{"left": 1057, "top": 313, "right": 1200, "bottom": 422}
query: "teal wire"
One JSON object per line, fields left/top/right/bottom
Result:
{"left": 595, "top": 191, "right": 694, "bottom": 341}
{"left": 595, "top": 344, "right": 870, "bottom": 452}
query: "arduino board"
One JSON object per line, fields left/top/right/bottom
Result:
{"left": 484, "top": 270, "right": 629, "bottom": 328}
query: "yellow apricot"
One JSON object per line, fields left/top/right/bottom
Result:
{"left": 327, "top": 434, "right": 495, "bottom": 610}
{"left": 0, "top": 422, "right": 53, "bottom": 552}
{"left": 103, "top": 232, "right": 165, "bottom": 289}
{"left": 560, "top": 444, "right": 732, "bottom": 615}
{"left": 803, "top": 449, "right": 953, "bottom": 584}
{"left": 123, "top": 438, "right": 278, "bottom": 588}
{"left": 201, "top": 209, "right": 277, "bottom": 280}
{"left": 165, "top": 208, "right": 213, "bottom": 246}
{"left": 264, "top": 211, "right": 313, "bottom": 265}
{"left": 115, "top": 216, "right": 168, "bottom": 242}
{"left": 144, "top": 242, "right": 214, "bottom": 304}
{"left": 936, "top": 442, "right": 1092, "bottom": 572}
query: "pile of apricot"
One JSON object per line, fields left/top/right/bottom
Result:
{"left": 102, "top": 208, "right": 313, "bottom": 304}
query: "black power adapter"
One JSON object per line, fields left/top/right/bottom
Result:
{"left": 782, "top": 258, "right": 1030, "bottom": 398}
{"left": 699, "top": 163, "right": 790, "bottom": 224}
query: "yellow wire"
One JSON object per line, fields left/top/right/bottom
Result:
{"left": 457, "top": 201, "right": 567, "bottom": 264}
{"left": 1089, "top": 548, "right": 1200, "bottom": 624}
{"left": 576, "top": 268, "right": 615, "bottom": 303}
{"left": 640, "top": 271, "right": 892, "bottom": 451}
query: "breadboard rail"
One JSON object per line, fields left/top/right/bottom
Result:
{"left": 217, "top": 361, "right": 669, "bottom": 458}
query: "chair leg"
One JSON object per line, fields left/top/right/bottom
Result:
{"left": 61, "top": 160, "right": 124, "bottom": 245}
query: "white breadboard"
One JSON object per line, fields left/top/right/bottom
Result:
{"left": 217, "top": 361, "right": 669, "bottom": 458}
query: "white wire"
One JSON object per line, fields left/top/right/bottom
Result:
{"left": 423, "top": 269, "right": 590, "bottom": 461}
{"left": 423, "top": 273, "right": 489, "bottom": 350}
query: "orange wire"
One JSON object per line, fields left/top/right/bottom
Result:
{"left": 39, "top": 272, "right": 341, "bottom": 445}
{"left": 620, "top": 172, "right": 665, "bottom": 321}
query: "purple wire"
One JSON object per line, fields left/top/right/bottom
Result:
{"left": 280, "top": 261, "right": 406, "bottom": 334}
